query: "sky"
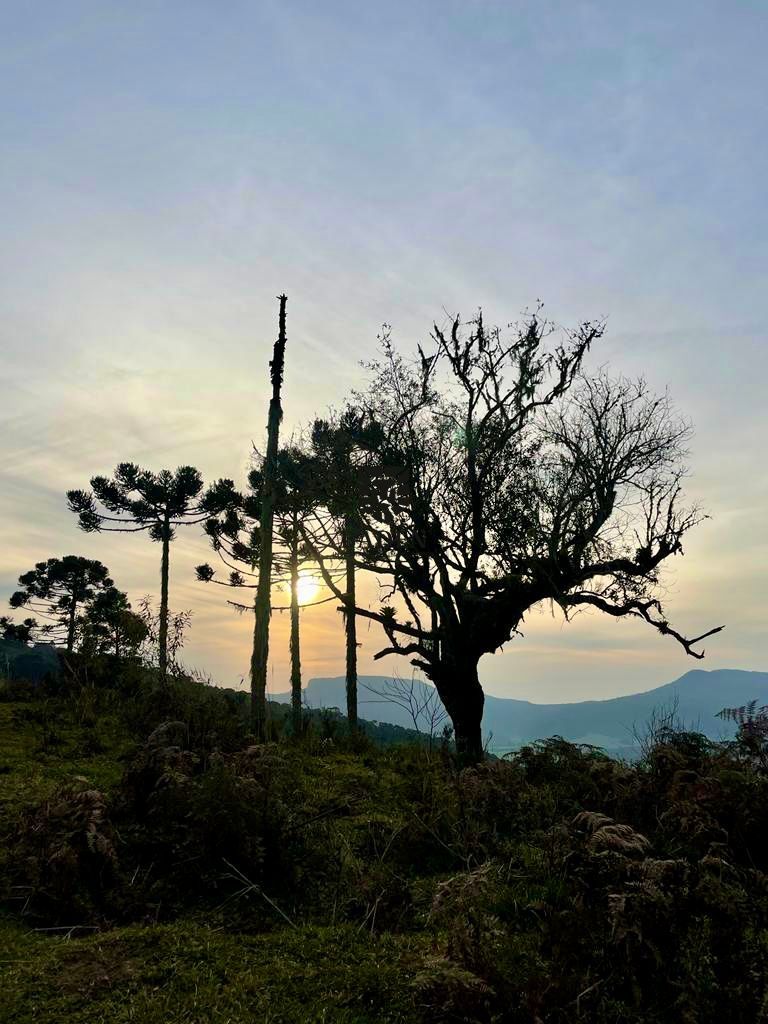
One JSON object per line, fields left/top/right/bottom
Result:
{"left": 1, "top": 1, "right": 766, "bottom": 703}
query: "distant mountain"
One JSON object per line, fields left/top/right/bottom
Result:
{"left": 273, "top": 669, "right": 768, "bottom": 754}
{"left": 0, "top": 638, "right": 60, "bottom": 683}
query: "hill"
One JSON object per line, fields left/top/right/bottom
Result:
{"left": 273, "top": 668, "right": 768, "bottom": 754}
{"left": 0, "top": 638, "right": 60, "bottom": 683}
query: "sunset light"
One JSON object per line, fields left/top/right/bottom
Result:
{"left": 295, "top": 570, "right": 320, "bottom": 606}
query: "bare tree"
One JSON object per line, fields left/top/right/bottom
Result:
{"left": 304, "top": 309, "right": 722, "bottom": 762}
{"left": 135, "top": 596, "right": 192, "bottom": 678}
{"left": 361, "top": 673, "right": 448, "bottom": 746}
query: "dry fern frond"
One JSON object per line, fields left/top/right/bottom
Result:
{"left": 430, "top": 862, "right": 496, "bottom": 917}
{"left": 571, "top": 811, "right": 613, "bottom": 834}
{"left": 637, "top": 858, "right": 683, "bottom": 883}
{"left": 412, "top": 957, "right": 495, "bottom": 1019}
{"left": 589, "top": 823, "right": 650, "bottom": 856}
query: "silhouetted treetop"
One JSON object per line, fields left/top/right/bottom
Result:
{"left": 0, "top": 615, "right": 38, "bottom": 646}
{"left": 196, "top": 447, "right": 327, "bottom": 594}
{"left": 81, "top": 587, "right": 148, "bottom": 659}
{"left": 9, "top": 555, "right": 115, "bottom": 653}
{"left": 67, "top": 463, "right": 235, "bottom": 679}
{"left": 68, "top": 463, "right": 234, "bottom": 540}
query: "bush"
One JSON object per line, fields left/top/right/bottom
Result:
{"left": 3, "top": 682, "right": 768, "bottom": 1022}
{"left": 10, "top": 782, "right": 118, "bottom": 924}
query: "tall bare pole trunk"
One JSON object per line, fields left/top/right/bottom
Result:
{"left": 251, "top": 295, "right": 287, "bottom": 738}
{"left": 289, "top": 527, "right": 302, "bottom": 735}
{"left": 159, "top": 513, "right": 170, "bottom": 682}
{"left": 344, "top": 514, "right": 358, "bottom": 731}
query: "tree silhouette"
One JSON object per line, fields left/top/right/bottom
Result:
{"left": 250, "top": 294, "right": 287, "bottom": 737}
{"left": 81, "top": 588, "right": 148, "bottom": 659}
{"left": 197, "top": 446, "right": 327, "bottom": 734}
{"left": 0, "top": 615, "right": 38, "bottom": 645}
{"left": 275, "top": 449, "right": 323, "bottom": 734}
{"left": 134, "top": 596, "right": 193, "bottom": 677}
{"left": 307, "top": 310, "right": 722, "bottom": 762}
{"left": 67, "top": 465, "right": 232, "bottom": 680}
{"left": 9, "top": 556, "right": 114, "bottom": 652}
{"left": 307, "top": 410, "right": 385, "bottom": 730}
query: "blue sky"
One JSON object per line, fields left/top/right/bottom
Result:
{"left": 1, "top": 1, "right": 766, "bottom": 700}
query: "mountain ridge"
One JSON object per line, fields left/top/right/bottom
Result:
{"left": 273, "top": 668, "right": 768, "bottom": 753}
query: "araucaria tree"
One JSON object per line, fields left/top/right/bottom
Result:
{"left": 1, "top": 615, "right": 39, "bottom": 645}
{"left": 311, "top": 310, "right": 722, "bottom": 762}
{"left": 81, "top": 588, "right": 148, "bottom": 659}
{"left": 308, "top": 411, "right": 386, "bottom": 730}
{"left": 67, "top": 465, "right": 232, "bottom": 679}
{"left": 197, "top": 446, "right": 323, "bottom": 735}
{"left": 9, "top": 556, "right": 115, "bottom": 652}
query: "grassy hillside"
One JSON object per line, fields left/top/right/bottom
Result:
{"left": 2, "top": 666, "right": 768, "bottom": 1022}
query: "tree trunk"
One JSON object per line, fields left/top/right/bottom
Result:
{"left": 251, "top": 295, "right": 288, "bottom": 738}
{"left": 66, "top": 599, "right": 77, "bottom": 653}
{"left": 432, "top": 650, "right": 485, "bottom": 764}
{"left": 158, "top": 514, "right": 170, "bottom": 682}
{"left": 344, "top": 514, "right": 358, "bottom": 731}
{"left": 289, "top": 532, "right": 302, "bottom": 735}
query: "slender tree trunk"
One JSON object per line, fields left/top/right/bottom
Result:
{"left": 251, "top": 295, "right": 288, "bottom": 738}
{"left": 159, "top": 514, "right": 170, "bottom": 682}
{"left": 432, "top": 649, "right": 485, "bottom": 765}
{"left": 344, "top": 514, "right": 358, "bottom": 731}
{"left": 66, "top": 598, "right": 77, "bottom": 653}
{"left": 289, "top": 532, "right": 302, "bottom": 736}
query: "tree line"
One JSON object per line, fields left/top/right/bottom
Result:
{"left": 3, "top": 296, "right": 723, "bottom": 761}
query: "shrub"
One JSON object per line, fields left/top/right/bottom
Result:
{"left": 11, "top": 782, "right": 118, "bottom": 923}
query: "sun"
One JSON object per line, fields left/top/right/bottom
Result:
{"left": 295, "top": 570, "right": 320, "bottom": 606}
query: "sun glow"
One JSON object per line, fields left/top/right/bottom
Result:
{"left": 295, "top": 570, "right": 320, "bottom": 606}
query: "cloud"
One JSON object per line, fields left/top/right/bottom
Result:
{"left": 1, "top": 1, "right": 765, "bottom": 699}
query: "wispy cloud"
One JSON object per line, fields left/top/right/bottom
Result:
{"left": 1, "top": 1, "right": 765, "bottom": 699}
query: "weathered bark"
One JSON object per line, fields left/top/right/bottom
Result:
{"left": 251, "top": 295, "right": 288, "bottom": 738}
{"left": 289, "top": 533, "right": 302, "bottom": 735}
{"left": 344, "top": 514, "right": 358, "bottom": 731}
{"left": 431, "top": 649, "right": 485, "bottom": 764}
{"left": 158, "top": 514, "right": 170, "bottom": 681}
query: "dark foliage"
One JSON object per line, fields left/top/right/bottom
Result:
{"left": 2, "top": 671, "right": 767, "bottom": 1022}
{"left": 67, "top": 464, "right": 234, "bottom": 678}
{"left": 10, "top": 556, "right": 115, "bottom": 652}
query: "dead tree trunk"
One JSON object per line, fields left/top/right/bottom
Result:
{"left": 251, "top": 294, "right": 287, "bottom": 738}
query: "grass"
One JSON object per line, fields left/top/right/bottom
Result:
{"left": 0, "top": 917, "right": 427, "bottom": 1023}
{"left": 2, "top": 678, "right": 768, "bottom": 1023}
{"left": 0, "top": 701, "right": 132, "bottom": 818}
{"left": 0, "top": 697, "right": 431, "bottom": 1022}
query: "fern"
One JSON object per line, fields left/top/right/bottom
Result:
{"left": 717, "top": 699, "right": 768, "bottom": 730}
{"left": 717, "top": 700, "right": 768, "bottom": 764}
